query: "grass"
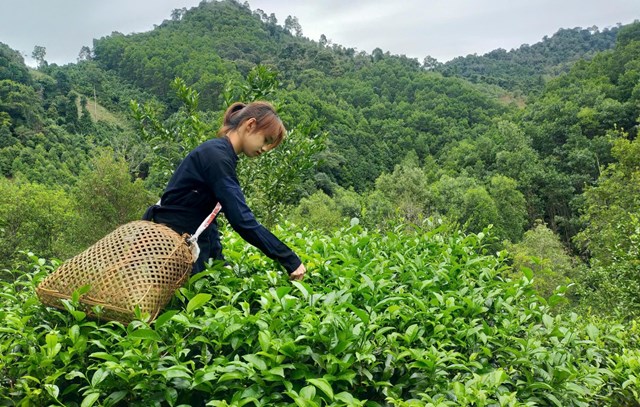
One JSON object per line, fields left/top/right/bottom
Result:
{"left": 74, "top": 91, "right": 125, "bottom": 126}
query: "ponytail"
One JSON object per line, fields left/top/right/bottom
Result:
{"left": 222, "top": 102, "right": 246, "bottom": 127}
{"left": 218, "top": 101, "right": 286, "bottom": 148}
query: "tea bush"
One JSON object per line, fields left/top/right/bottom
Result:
{"left": 1, "top": 222, "right": 639, "bottom": 406}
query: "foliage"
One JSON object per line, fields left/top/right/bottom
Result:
{"left": 0, "top": 179, "right": 78, "bottom": 270}
{"left": 438, "top": 26, "right": 620, "bottom": 94}
{"left": 131, "top": 65, "right": 327, "bottom": 225}
{"left": 572, "top": 131, "right": 640, "bottom": 319}
{"left": 506, "top": 221, "right": 578, "bottom": 300}
{"left": 70, "top": 149, "right": 155, "bottom": 249}
{"left": 6, "top": 5, "right": 638, "bottom": 257}
{"left": 1, "top": 224, "right": 639, "bottom": 405}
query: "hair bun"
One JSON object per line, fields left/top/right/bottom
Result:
{"left": 230, "top": 103, "right": 246, "bottom": 114}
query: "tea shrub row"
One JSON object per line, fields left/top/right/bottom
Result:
{"left": 1, "top": 222, "right": 639, "bottom": 406}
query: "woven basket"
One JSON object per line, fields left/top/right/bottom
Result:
{"left": 36, "top": 220, "right": 193, "bottom": 323}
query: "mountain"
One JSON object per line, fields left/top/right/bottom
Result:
{"left": 1, "top": 0, "right": 639, "bottom": 249}
{"left": 89, "top": 0, "right": 508, "bottom": 190}
{"left": 436, "top": 25, "right": 621, "bottom": 94}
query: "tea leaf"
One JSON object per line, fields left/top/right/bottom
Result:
{"left": 586, "top": 324, "right": 599, "bottom": 341}
{"left": 308, "top": 378, "right": 334, "bottom": 400}
{"left": 292, "top": 281, "right": 311, "bottom": 300}
{"left": 345, "top": 303, "right": 369, "bottom": 325}
{"left": 218, "top": 372, "right": 245, "bottom": 382}
{"left": 89, "top": 352, "right": 118, "bottom": 362}
{"left": 44, "top": 383, "right": 59, "bottom": 399}
{"left": 243, "top": 354, "right": 268, "bottom": 371}
{"left": 81, "top": 392, "right": 100, "bottom": 407}
{"left": 91, "top": 368, "right": 109, "bottom": 388}
{"left": 300, "top": 385, "right": 316, "bottom": 400}
{"left": 187, "top": 293, "right": 212, "bottom": 313}
{"left": 129, "top": 328, "right": 161, "bottom": 342}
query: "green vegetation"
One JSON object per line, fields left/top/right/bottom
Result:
{"left": 437, "top": 26, "right": 620, "bottom": 94}
{"left": 2, "top": 225, "right": 639, "bottom": 405}
{"left": 1, "top": 1, "right": 640, "bottom": 404}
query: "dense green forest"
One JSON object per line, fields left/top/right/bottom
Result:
{"left": 436, "top": 25, "right": 620, "bottom": 94}
{"left": 1, "top": 1, "right": 639, "bottom": 404}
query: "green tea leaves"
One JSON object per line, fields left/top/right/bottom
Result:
{"left": 186, "top": 293, "right": 212, "bottom": 313}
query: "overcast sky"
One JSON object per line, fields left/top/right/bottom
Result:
{"left": 1, "top": 0, "right": 638, "bottom": 67}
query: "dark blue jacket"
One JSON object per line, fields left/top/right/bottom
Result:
{"left": 143, "top": 136, "right": 301, "bottom": 274}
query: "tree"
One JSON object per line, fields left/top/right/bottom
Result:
{"left": 571, "top": 130, "right": 640, "bottom": 318}
{"left": 372, "top": 47, "right": 384, "bottom": 62}
{"left": 237, "top": 121, "right": 326, "bottom": 226}
{"left": 461, "top": 186, "right": 499, "bottom": 235}
{"left": 422, "top": 55, "right": 442, "bottom": 70}
{"left": 574, "top": 130, "right": 640, "bottom": 265}
{"left": 616, "top": 20, "right": 640, "bottom": 48}
{"left": 284, "top": 15, "right": 303, "bottom": 37}
{"left": 77, "top": 46, "right": 92, "bottom": 62}
{"left": 253, "top": 8, "right": 267, "bottom": 22}
{"left": 488, "top": 175, "right": 528, "bottom": 242}
{"left": 31, "top": 45, "right": 47, "bottom": 68}
{"left": 171, "top": 8, "right": 187, "bottom": 21}
{"left": 0, "top": 79, "right": 43, "bottom": 127}
{"left": 507, "top": 221, "right": 577, "bottom": 300}
{"left": 372, "top": 156, "right": 431, "bottom": 225}
{"left": 0, "top": 178, "right": 78, "bottom": 268}
{"left": 131, "top": 77, "right": 214, "bottom": 189}
{"left": 0, "top": 42, "right": 32, "bottom": 84}
{"left": 291, "top": 190, "right": 342, "bottom": 230}
{"left": 319, "top": 34, "right": 328, "bottom": 48}
{"left": 71, "top": 149, "right": 154, "bottom": 248}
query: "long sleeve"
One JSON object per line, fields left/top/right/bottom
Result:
{"left": 203, "top": 150, "right": 301, "bottom": 274}
{"left": 153, "top": 137, "right": 301, "bottom": 274}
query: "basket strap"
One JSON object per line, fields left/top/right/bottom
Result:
{"left": 187, "top": 202, "right": 222, "bottom": 245}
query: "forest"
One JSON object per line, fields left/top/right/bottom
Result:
{"left": 1, "top": 0, "right": 639, "bottom": 405}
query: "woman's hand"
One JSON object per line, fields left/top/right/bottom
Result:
{"left": 289, "top": 264, "right": 306, "bottom": 281}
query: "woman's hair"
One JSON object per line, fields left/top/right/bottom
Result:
{"left": 218, "top": 101, "right": 286, "bottom": 148}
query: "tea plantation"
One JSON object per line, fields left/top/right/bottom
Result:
{"left": 1, "top": 222, "right": 639, "bottom": 406}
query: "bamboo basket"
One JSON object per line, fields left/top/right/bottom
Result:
{"left": 36, "top": 220, "right": 193, "bottom": 323}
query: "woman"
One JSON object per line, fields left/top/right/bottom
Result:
{"left": 143, "top": 101, "right": 306, "bottom": 280}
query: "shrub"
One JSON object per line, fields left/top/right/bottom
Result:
{"left": 1, "top": 223, "right": 638, "bottom": 406}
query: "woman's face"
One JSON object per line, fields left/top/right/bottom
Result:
{"left": 243, "top": 128, "right": 276, "bottom": 158}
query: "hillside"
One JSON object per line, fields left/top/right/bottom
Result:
{"left": 436, "top": 25, "right": 620, "bottom": 94}
{"left": 1, "top": 1, "right": 638, "bottom": 239}
{"left": 1, "top": 3, "right": 640, "bottom": 405}
{"left": 89, "top": 0, "right": 511, "bottom": 191}
{"left": 0, "top": 0, "right": 638, "bottom": 309}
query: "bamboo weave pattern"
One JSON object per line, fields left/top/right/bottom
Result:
{"left": 36, "top": 221, "right": 193, "bottom": 323}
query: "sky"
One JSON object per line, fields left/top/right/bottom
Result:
{"left": 1, "top": 0, "right": 639, "bottom": 67}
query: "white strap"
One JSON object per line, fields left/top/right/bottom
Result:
{"left": 187, "top": 202, "right": 222, "bottom": 245}
{"left": 155, "top": 199, "right": 222, "bottom": 262}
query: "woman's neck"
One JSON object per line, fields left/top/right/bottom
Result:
{"left": 225, "top": 130, "right": 243, "bottom": 155}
